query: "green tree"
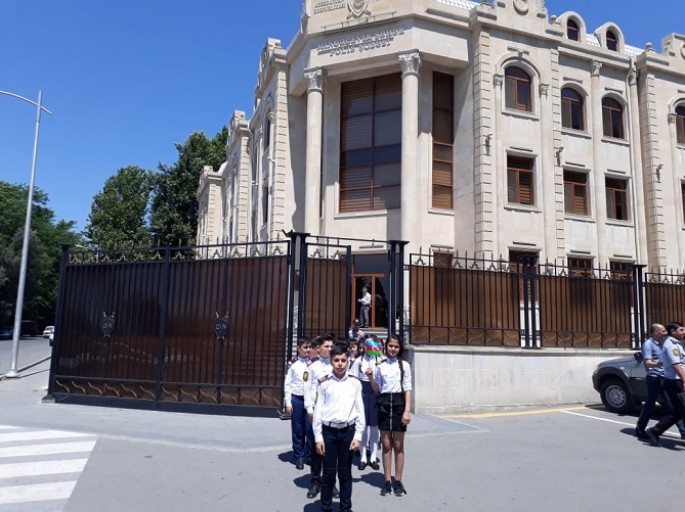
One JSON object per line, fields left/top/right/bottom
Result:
{"left": 0, "top": 181, "right": 79, "bottom": 326}
{"left": 150, "top": 128, "right": 228, "bottom": 246}
{"left": 84, "top": 166, "right": 154, "bottom": 248}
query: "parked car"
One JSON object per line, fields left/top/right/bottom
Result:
{"left": 0, "top": 326, "right": 12, "bottom": 340}
{"left": 592, "top": 352, "right": 647, "bottom": 413}
{"left": 43, "top": 325, "right": 55, "bottom": 338}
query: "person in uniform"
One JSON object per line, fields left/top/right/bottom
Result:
{"left": 304, "top": 334, "right": 335, "bottom": 499}
{"left": 635, "top": 324, "right": 685, "bottom": 439}
{"left": 349, "top": 335, "right": 382, "bottom": 470}
{"left": 646, "top": 322, "right": 685, "bottom": 445}
{"left": 366, "top": 334, "right": 412, "bottom": 497}
{"left": 284, "top": 337, "right": 312, "bottom": 469}
{"left": 313, "top": 343, "right": 365, "bottom": 512}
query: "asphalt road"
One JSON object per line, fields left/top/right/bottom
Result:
{"left": 2, "top": 345, "right": 685, "bottom": 511}
{"left": 0, "top": 336, "right": 51, "bottom": 376}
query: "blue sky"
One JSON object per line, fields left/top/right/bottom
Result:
{"left": 1, "top": 1, "right": 683, "bottom": 233}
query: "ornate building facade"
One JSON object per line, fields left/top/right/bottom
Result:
{"left": 198, "top": 0, "right": 685, "bottom": 270}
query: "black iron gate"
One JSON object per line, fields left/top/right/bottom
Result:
{"left": 47, "top": 234, "right": 407, "bottom": 416}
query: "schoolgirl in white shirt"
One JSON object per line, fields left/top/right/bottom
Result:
{"left": 366, "top": 334, "right": 412, "bottom": 497}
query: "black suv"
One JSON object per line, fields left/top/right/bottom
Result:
{"left": 592, "top": 353, "right": 647, "bottom": 413}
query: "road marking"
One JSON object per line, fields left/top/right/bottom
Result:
{"left": 560, "top": 410, "right": 683, "bottom": 439}
{"left": 0, "top": 430, "right": 92, "bottom": 444}
{"left": 0, "top": 425, "right": 97, "bottom": 510}
{"left": 443, "top": 405, "right": 590, "bottom": 419}
{"left": 0, "top": 458, "right": 88, "bottom": 479}
{"left": 0, "top": 481, "right": 76, "bottom": 505}
{"left": 0, "top": 440, "right": 96, "bottom": 458}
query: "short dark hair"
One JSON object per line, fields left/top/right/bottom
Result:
{"left": 297, "top": 337, "right": 310, "bottom": 347}
{"left": 330, "top": 343, "right": 349, "bottom": 359}
{"left": 666, "top": 322, "right": 684, "bottom": 336}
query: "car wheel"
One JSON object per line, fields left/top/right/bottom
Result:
{"left": 600, "top": 378, "right": 635, "bottom": 414}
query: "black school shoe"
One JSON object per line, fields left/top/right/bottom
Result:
{"left": 393, "top": 480, "right": 407, "bottom": 497}
{"left": 380, "top": 481, "right": 393, "bottom": 496}
{"left": 369, "top": 460, "right": 380, "bottom": 471}
{"left": 306, "top": 482, "right": 320, "bottom": 499}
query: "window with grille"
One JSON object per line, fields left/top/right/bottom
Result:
{"left": 432, "top": 72, "right": 454, "bottom": 209}
{"left": 602, "top": 97, "right": 624, "bottom": 139}
{"left": 610, "top": 260, "right": 633, "bottom": 280}
{"left": 564, "top": 171, "right": 589, "bottom": 215}
{"left": 606, "top": 177, "right": 629, "bottom": 220}
{"left": 567, "top": 19, "right": 579, "bottom": 41}
{"left": 568, "top": 257, "right": 593, "bottom": 277}
{"left": 561, "top": 88, "right": 584, "bottom": 131}
{"left": 507, "top": 156, "right": 535, "bottom": 205}
{"left": 340, "top": 74, "right": 402, "bottom": 212}
{"left": 677, "top": 105, "right": 685, "bottom": 145}
{"left": 505, "top": 67, "right": 532, "bottom": 112}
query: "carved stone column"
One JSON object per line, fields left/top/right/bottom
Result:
{"left": 399, "top": 50, "right": 421, "bottom": 249}
{"left": 304, "top": 68, "right": 324, "bottom": 236}
{"left": 627, "top": 66, "right": 648, "bottom": 264}
{"left": 539, "top": 83, "right": 557, "bottom": 259}
{"left": 590, "top": 60, "right": 609, "bottom": 265}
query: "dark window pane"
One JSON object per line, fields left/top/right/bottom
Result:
{"left": 340, "top": 188, "right": 372, "bottom": 212}
{"left": 340, "top": 166, "right": 373, "bottom": 189}
{"left": 374, "top": 144, "right": 401, "bottom": 164}
{"left": 373, "top": 185, "right": 401, "bottom": 210}
{"left": 341, "top": 79, "right": 373, "bottom": 116}
{"left": 433, "top": 110, "right": 453, "bottom": 142}
{"left": 374, "top": 111, "right": 402, "bottom": 146}
{"left": 374, "top": 75, "right": 402, "bottom": 112}
{"left": 341, "top": 115, "right": 373, "bottom": 150}
{"left": 567, "top": 20, "right": 579, "bottom": 41}
{"left": 373, "top": 163, "right": 401, "bottom": 187}
{"left": 341, "top": 148, "right": 373, "bottom": 168}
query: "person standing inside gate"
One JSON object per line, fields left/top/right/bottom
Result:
{"left": 313, "top": 342, "right": 365, "bottom": 512}
{"left": 646, "top": 322, "right": 685, "bottom": 445}
{"left": 366, "top": 334, "right": 412, "bottom": 497}
{"left": 358, "top": 287, "right": 371, "bottom": 328}
{"left": 284, "top": 337, "right": 312, "bottom": 470}
{"left": 304, "top": 335, "right": 336, "bottom": 499}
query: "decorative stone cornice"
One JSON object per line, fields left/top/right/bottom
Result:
{"left": 399, "top": 50, "right": 421, "bottom": 78}
{"left": 539, "top": 84, "right": 550, "bottom": 98}
{"left": 591, "top": 60, "right": 602, "bottom": 78}
{"left": 305, "top": 68, "right": 324, "bottom": 93}
{"left": 493, "top": 74, "right": 504, "bottom": 88}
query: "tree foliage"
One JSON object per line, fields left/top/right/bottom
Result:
{"left": 0, "top": 181, "right": 79, "bottom": 326}
{"left": 84, "top": 128, "right": 228, "bottom": 249}
{"left": 150, "top": 128, "right": 228, "bottom": 247}
{"left": 84, "top": 166, "right": 153, "bottom": 248}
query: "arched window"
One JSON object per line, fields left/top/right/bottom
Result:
{"left": 561, "top": 88, "right": 584, "bottom": 130}
{"left": 676, "top": 105, "right": 685, "bottom": 145}
{"left": 505, "top": 66, "right": 532, "bottom": 112}
{"left": 606, "top": 30, "right": 618, "bottom": 51}
{"left": 567, "top": 19, "right": 579, "bottom": 41}
{"left": 602, "top": 97, "right": 624, "bottom": 139}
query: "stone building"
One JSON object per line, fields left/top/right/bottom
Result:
{"left": 196, "top": 0, "right": 685, "bottom": 412}
{"left": 198, "top": 0, "right": 685, "bottom": 268}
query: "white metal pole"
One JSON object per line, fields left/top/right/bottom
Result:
{"left": 5, "top": 91, "right": 47, "bottom": 378}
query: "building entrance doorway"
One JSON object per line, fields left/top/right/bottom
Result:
{"left": 352, "top": 254, "right": 390, "bottom": 330}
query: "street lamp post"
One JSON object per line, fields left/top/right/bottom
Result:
{"left": 1, "top": 90, "right": 52, "bottom": 379}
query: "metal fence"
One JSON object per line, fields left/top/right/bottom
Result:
{"left": 408, "top": 253, "right": 645, "bottom": 349}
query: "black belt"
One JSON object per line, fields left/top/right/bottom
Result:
{"left": 292, "top": 394, "right": 304, "bottom": 399}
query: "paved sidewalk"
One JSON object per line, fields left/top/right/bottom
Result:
{"left": 3, "top": 358, "right": 685, "bottom": 511}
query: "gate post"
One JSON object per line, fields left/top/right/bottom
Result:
{"left": 632, "top": 264, "right": 646, "bottom": 349}
{"left": 520, "top": 255, "right": 538, "bottom": 349}
{"left": 45, "top": 244, "right": 71, "bottom": 398}
{"left": 388, "top": 240, "right": 408, "bottom": 340}
{"left": 153, "top": 247, "right": 172, "bottom": 405}
{"left": 286, "top": 232, "right": 309, "bottom": 338}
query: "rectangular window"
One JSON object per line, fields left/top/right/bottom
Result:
{"left": 568, "top": 257, "right": 593, "bottom": 277}
{"left": 507, "top": 156, "right": 535, "bottom": 205}
{"left": 606, "top": 177, "right": 628, "bottom": 220}
{"left": 432, "top": 73, "right": 454, "bottom": 209}
{"left": 610, "top": 260, "right": 633, "bottom": 280}
{"left": 261, "top": 182, "right": 269, "bottom": 226}
{"left": 563, "top": 171, "right": 589, "bottom": 215}
{"left": 340, "top": 75, "right": 401, "bottom": 213}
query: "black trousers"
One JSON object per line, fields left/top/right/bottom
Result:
{"left": 650, "top": 379, "right": 685, "bottom": 437}
{"left": 320, "top": 425, "right": 355, "bottom": 512}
